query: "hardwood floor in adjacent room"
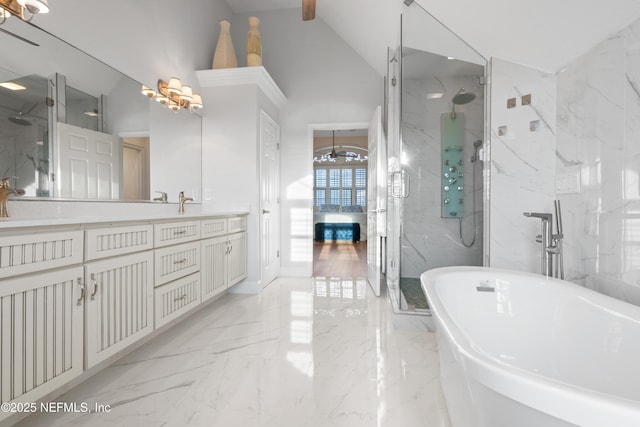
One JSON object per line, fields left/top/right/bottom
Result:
{"left": 313, "top": 241, "right": 367, "bottom": 278}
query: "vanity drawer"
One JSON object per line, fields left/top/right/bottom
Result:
{"left": 0, "top": 230, "right": 83, "bottom": 279}
{"left": 85, "top": 224, "right": 153, "bottom": 260}
{"left": 154, "top": 272, "right": 201, "bottom": 328}
{"left": 228, "top": 216, "right": 247, "bottom": 234}
{"left": 154, "top": 241, "right": 200, "bottom": 286}
{"left": 154, "top": 221, "right": 200, "bottom": 248}
{"left": 201, "top": 217, "right": 227, "bottom": 238}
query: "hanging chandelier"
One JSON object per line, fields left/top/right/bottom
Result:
{"left": 313, "top": 130, "right": 368, "bottom": 163}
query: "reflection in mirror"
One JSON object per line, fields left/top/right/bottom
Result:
{"left": 388, "top": 3, "right": 487, "bottom": 313}
{"left": 0, "top": 72, "right": 49, "bottom": 197}
{"left": 149, "top": 102, "right": 202, "bottom": 204}
{"left": 0, "top": 16, "right": 202, "bottom": 202}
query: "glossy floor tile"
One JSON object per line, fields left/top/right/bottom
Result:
{"left": 17, "top": 277, "right": 450, "bottom": 427}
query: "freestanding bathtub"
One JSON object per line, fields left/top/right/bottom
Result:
{"left": 421, "top": 266, "right": 640, "bottom": 427}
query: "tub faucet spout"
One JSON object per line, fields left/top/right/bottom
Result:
{"left": 523, "top": 212, "right": 553, "bottom": 277}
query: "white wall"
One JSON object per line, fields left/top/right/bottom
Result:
{"left": 228, "top": 9, "right": 382, "bottom": 276}
{"left": 488, "top": 58, "right": 557, "bottom": 273}
{"left": 556, "top": 17, "right": 640, "bottom": 304}
{"left": 36, "top": 0, "right": 233, "bottom": 94}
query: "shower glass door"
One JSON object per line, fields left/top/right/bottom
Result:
{"left": 387, "top": 4, "right": 487, "bottom": 314}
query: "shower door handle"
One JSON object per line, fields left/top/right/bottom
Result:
{"left": 391, "top": 170, "right": 410, "bottom": 198}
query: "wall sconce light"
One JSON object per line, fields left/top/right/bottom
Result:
{"left": 0, "top": 0, "right": 49, "bottom": 24}
{"left": 140, "top": 77, "right": 203, "bottom": 113}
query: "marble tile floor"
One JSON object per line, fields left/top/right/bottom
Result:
{"left": 16, "top": 277, "right": 450, "bottom": 427}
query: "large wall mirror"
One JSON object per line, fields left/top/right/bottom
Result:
{"left": 0, "top": 18, "right": 202, "bottom": 203}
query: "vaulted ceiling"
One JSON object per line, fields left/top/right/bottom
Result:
{"left": 225, "top": 0, "right": 640, "bottom": 75}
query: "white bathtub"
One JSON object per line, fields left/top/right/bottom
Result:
{"left": 421, "top": 266, "right": 640, "bottom": 427}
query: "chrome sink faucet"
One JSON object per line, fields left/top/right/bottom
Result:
{"left": 178, "top": 191, "right": 193, "bottom": 214}
{"left": 0, "top": 176, "right": 25, "bottom": 218}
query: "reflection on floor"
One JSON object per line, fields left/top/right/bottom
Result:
{"left": 313, "top": 241, "right": 367, "bottom": 278}
{"left": 17, "top": 277, "right": 450, "bottom": 427}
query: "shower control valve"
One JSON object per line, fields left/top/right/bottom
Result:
{"left": 457, "top": 186, "right": 464, "bottom": 191}
{"left": 449, "top": 166, "right": 457, "bottom": 172}
{"left": 459, "top": 198, "right": 464, "bottom": 204}
{"left": 448, "top": 178, "right": 457, "bottom": 184}
{"left": 458, "top": 172, "right": 464, "bottom": 177}
{"left": 444, "top": 172, "right": 450, "bottom": 178}
{"left": 443, "top": 186, "right": 450, "bottom": 191}
{"left": 458, "top": 160, "right": 464, "bottom": 165}
{"left": 443, "top": 198, "right": 450, "bottom": 204}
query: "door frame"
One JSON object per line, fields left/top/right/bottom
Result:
{"left": 307, "top": 121, "right": 369, "bottom": 277}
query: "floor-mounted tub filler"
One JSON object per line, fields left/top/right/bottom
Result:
{"left": 421, "top": 266, "right": 640, "bottom": 427}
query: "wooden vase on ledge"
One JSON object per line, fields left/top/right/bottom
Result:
{"left": 212, "top": 19, "right": 238, "bottom": 69}
{"left": 247, "top": 16, "right": 262, "bottom": 67}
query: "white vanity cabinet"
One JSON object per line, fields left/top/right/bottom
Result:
{"left": 0, "top": 213, "right": 247, "bottom": 423}
{"left": 84, "top": 251, "right": 154, "bottom": 369}
{"left": 201, "top": 217, "right": 247, "bottom": 303}
{"left": 0, "top": 229, "right": 85, "bottom": 423}
{"left": 228, "top": 231, "right": 247, "bottom": 286}
{"left": 153, "top": 220, "right": 202, "bottom": 328}
{"left": 154, "top": 272, "right": 201, "bottom": 328}
{"left": 0, "top": 267, "right": 84, "bottom": 413}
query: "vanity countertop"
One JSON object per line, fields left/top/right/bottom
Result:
{"left": 0, "top": 211, "right": 249, "bottom": 230}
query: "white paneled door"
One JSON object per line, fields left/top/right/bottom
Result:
{"left": 367, "top": 106, "right": 387, "bottom": 297}
{"left": 56, "top": 122, "right": 121, "bottom": 199}
{"left": 260, "top": 110, "right": 280, "bottom": 288}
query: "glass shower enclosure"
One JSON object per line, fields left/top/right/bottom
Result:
{"left": 386, "top": 4, "right": 488, "bottom": 314}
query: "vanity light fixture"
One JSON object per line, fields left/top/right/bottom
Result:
{"left": 0, "top": 0, "right": 49, "bottom": 24}
{"left": 140, "top": 77, "right": 203, "bottom": 113}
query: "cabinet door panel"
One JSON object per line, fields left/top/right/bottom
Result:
{"left": 201, "top": 236, "right": 228, "bottom": 303}
{"left": 0, "top": 267, "right": 83, "bottom": 422}
{"left": 228, "top": 232, "right": 247, "bottom": 287}
{"left": 85, "top": 252, "right": 153, "bottom": 369}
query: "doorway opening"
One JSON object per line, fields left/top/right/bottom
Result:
{"left": 311, "top": 128, "right": 369, "bottom": 279}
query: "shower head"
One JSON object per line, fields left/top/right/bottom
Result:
{"left": 473, "top": 139, "right": 483, "bottom": 148}
{"left": 452, "top": 88, "right": 476, "bottom": 105}
{"left": 9, "top": 113, "right": 31, "bottom": 126}
{"left": 450, "top": 88, "right": 477, "bottom": 119}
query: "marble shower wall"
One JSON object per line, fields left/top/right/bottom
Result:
{"left": 401, "top": 75, "right": 484, "bottom": 278}
{"left": 489, "top": 58, "right": 557, "bottom": 273}
{"left": 556, "top": 17, "right": 640, "bottom": 304}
